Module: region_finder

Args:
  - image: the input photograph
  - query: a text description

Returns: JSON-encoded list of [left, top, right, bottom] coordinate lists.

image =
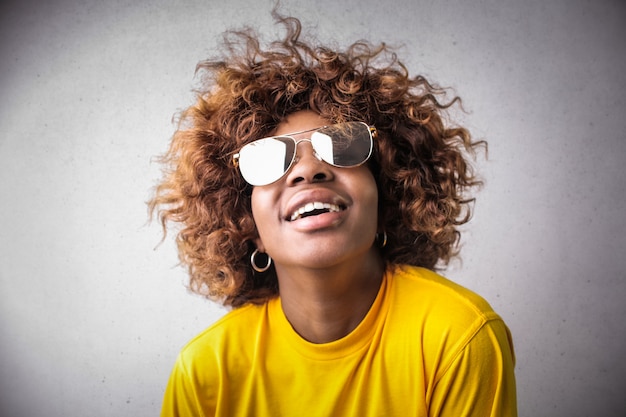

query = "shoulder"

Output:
[[177, 302, 267, 367], [386, 265, 510, 364], [389, 264, 500, 323], [161, 303, 270, 414]]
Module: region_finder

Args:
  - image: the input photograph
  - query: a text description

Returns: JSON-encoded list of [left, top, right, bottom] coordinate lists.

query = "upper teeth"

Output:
[[290, 202, 341, 221]]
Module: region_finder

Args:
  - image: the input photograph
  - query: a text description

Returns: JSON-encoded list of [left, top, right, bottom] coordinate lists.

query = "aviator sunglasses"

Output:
[[233, 121, 377, 186]]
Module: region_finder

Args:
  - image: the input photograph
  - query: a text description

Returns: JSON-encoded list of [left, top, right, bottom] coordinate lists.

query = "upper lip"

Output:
[[283, 189, 349, 222]]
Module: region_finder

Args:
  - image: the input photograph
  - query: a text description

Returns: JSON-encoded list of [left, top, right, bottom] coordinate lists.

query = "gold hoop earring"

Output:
[[376, 231, 388, 248], [251, 249, 272, 273]]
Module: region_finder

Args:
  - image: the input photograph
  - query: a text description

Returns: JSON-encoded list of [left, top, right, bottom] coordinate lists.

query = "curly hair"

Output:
[[149, 15, 485, 308]]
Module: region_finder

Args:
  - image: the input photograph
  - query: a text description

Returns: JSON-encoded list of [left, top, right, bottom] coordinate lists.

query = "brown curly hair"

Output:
[[149, 15, 485, 307]]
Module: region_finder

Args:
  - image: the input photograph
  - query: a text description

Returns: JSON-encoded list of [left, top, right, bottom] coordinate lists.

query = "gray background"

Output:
[[1, 0, 625, 416]]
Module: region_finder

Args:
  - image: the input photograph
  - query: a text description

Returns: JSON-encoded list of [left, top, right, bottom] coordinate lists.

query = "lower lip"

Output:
[[288, 210, 345, 232]]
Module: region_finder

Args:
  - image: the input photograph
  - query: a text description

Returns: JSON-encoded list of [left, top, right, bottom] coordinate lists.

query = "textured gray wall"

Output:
[[1, 0, 625, 416]]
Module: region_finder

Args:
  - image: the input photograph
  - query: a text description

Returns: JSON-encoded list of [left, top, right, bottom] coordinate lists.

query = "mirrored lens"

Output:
[[238, 136, 295, 186], [311, 122, 372, 167]]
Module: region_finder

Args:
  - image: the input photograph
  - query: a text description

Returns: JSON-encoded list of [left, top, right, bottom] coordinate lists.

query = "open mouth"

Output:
[[288, 202, 346, 222]]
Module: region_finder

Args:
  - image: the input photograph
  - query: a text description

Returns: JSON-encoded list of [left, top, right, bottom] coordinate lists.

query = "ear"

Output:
[[254, 236, 266, 253]]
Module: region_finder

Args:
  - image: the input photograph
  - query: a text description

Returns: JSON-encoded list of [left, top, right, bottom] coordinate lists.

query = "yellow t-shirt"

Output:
[[161, 265, 517, 416]]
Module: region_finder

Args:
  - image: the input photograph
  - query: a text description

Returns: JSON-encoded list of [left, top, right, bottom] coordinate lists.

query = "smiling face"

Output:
[[251, 110, 379, 272]]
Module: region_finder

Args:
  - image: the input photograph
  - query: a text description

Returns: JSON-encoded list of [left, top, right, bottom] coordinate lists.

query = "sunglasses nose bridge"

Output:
[[293, 137, 312, 146], [292, 138, 322, 163]]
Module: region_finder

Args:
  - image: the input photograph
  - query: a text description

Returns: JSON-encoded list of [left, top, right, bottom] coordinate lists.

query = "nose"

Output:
[[285, 140, 334, 185]]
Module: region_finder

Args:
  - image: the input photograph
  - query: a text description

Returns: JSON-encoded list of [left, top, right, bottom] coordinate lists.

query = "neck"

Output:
[[276, 249, 385, 344]]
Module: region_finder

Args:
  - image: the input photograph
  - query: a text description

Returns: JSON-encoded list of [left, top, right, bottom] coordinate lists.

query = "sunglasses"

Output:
[[233, 121, 377, 186]]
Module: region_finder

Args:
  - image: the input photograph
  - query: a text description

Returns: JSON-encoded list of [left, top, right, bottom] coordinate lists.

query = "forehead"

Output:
[[274, 110, 330, 136]]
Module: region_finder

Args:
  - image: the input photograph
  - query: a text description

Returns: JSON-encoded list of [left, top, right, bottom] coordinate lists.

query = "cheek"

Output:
[[250, 187, 273, 249], [358, 169, 379, 208], [250, 188, 260, 222], [250, 188, 263, 227], [366, 186, 379, 227], [348, 168, 379, 229]]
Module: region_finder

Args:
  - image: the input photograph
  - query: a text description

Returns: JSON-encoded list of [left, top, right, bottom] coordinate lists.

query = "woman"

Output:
[[151, 15, 517, 417]]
